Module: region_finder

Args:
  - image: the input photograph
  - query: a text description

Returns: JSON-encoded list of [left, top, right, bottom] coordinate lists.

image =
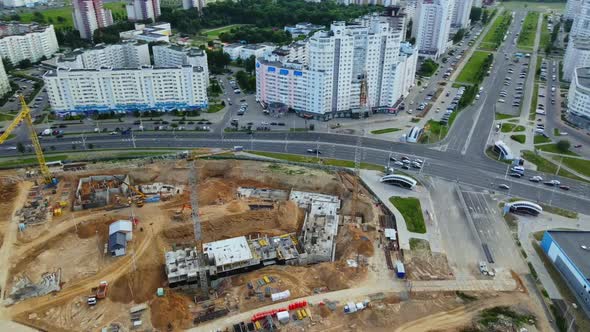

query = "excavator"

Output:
[[0, 96, 54, 184], [113, 175, 146, 207]]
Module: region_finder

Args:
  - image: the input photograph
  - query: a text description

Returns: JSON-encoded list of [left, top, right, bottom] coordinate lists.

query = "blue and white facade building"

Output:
[[541, 230, 590, 318], [43, 65, 208, 114]]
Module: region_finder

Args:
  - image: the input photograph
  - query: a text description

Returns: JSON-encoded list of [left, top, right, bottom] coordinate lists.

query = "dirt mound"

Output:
[[0, 181, 17, 202], [200, 178, 235, 205], [150, 291, 192, 331], [226, 200, 248, 213], [76, 214, 128, 242], [110, 265, 166, 303], [334, 224, 374, 261], [203, 201, 303, 242]]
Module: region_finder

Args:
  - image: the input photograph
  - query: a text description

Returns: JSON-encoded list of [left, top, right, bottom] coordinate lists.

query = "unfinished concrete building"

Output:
[[290, 191, 341, 264], [165, 234, 301, 288], [237, 187, 290, 201], [74, 175, 129, 209]]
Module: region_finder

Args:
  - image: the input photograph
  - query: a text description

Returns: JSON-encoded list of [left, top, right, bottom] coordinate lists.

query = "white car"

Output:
[[498, 184, 510, 190], [529, 176, 543, 182]]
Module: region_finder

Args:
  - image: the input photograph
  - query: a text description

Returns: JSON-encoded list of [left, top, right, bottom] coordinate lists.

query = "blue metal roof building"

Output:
[[108, 232, 127, 257], [541, 230, 590, 318]]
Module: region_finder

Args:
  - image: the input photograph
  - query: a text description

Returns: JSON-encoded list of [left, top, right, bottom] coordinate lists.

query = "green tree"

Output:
[[206, 49, 231, 74], [453, 29, 466, 44], [470, 7, 482, 22], [32, 11, 45, 23], [2, 58, 14, 73], [56, 16, 66, 23], [16, 142, 25, 154], [244, 55, 255, 74], [556, 140, 571, 153], [87, 143, 94, 149], [18, 59, 32, 68], [419, 59, 438, 77]]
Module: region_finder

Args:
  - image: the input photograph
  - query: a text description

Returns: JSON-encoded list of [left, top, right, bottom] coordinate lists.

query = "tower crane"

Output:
[[0, 95, 53, 184]]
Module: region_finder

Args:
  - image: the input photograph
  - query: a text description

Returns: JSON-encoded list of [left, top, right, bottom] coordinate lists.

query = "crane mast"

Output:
[[0, 96, 52, 184]]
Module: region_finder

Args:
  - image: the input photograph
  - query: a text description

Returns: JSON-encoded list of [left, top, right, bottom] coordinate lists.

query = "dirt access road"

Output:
[[0, 182, 32, 319], [6, 204, 167, 318]]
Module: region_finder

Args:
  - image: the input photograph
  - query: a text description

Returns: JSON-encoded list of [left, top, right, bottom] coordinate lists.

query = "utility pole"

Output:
[[131, 130, 137, 149]]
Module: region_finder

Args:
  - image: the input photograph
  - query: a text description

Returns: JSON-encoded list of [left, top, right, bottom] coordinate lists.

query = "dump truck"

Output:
[[96, 281, 108, 299]]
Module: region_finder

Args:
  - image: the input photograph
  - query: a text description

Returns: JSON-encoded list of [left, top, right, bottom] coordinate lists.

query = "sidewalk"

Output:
[[359, 170, 443, 253]]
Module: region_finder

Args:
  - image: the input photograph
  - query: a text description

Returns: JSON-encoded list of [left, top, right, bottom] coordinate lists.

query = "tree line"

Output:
[[160, 0, 379, 36]]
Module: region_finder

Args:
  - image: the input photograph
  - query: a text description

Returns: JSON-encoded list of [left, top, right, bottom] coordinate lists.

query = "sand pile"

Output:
[[150, 291, 192, 331]]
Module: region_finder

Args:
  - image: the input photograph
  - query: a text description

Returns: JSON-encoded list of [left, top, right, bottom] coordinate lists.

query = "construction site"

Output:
[[0, 155, 553, 332]]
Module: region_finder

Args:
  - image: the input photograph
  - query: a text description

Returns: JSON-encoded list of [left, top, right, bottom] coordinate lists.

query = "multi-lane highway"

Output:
[[4, 130, 589, 214]]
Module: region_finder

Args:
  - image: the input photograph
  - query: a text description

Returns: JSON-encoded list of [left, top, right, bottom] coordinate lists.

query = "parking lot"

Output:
[[496, 54, 531, 116]]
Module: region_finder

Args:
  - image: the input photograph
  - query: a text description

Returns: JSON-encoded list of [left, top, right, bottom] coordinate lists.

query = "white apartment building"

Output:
[[119, 22, 171, 43], [2, 0, 41, 8], [0, 57, 10, 97], [392, 42, 418, 102], [44, 65, 208, 114], [126, 0, 161, 22], [571, 0, 590, 38], [567, 67, 590, 129], [564, 38, 590, 81], [56, 41, 151, 69], [153, 44, 209, 81], [270, 41, 308, 64], [256, 15, 414, 119], [451, 0, 472, 29], [0, 23, 59, 65], [565, 0, 583, 21], [183, 0, 205, 10], [223, 43, 276, 61], [415, 0, 453, 58]]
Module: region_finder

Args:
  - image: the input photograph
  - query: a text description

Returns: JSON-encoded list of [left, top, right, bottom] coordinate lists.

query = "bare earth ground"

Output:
[[0, 160, 553, 331]]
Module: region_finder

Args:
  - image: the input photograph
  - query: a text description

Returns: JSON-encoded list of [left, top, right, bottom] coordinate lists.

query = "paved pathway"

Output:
[[359, 170, 443, 252]]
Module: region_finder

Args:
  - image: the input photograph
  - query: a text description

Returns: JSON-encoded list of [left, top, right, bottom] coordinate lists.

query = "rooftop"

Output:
[[549, 230, 590, 280], [576, 67, 590, 90], [203, 236, 253, 267]]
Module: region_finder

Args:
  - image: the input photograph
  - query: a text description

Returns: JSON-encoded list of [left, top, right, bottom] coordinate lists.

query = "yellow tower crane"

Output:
[[0, 95, 52, 184]]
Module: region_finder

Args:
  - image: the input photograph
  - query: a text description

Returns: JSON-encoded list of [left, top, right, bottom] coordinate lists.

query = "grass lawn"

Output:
[[539, 15, 551, 53], [0, 113, 15, 121], [540, 205, 579, 219], [517, 12, 539, 50], [370, 128, 401, 135], [514, 125, 525, 132], [455, 51, 492, 84], [500, 123, 516, 132], [409, 238, 431, 252], [536, 144, 579, 156], [510, 134, 526, 144], [0, 154, 68, 168], [521, 150, 588, 182], [18, 2, 126, 30], [480, 12, 512, 51], [501, 1, 566, 11], [534, 135, 552, 144], [207, 103, 225, 113], [389, 197, 426, 234], [558, 157, 590, 178], [203, 24, 247, 40], [247, 151, 383, 171], [496, 113, 517, 120], [421, 119, 448, 143], [529, 83, 539, 120]]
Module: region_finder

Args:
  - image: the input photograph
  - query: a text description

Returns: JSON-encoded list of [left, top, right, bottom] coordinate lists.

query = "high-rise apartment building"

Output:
[[567, 67, 590, 129], [256, 15, 417, 119], [152, 44, 208, 77], [126, 0, 161, 22], [44, 65, 208, 113], [415, 0, 453, 58], [72, 0, 114, 40], [565, 0, 583, 21], [0, 23, 59, 65], [451, 0, 472, 29], [564, 0, 590, 81], [56, 41, 151, 69], [182, 0, 205, 11], [0, 56, 11, 97]]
